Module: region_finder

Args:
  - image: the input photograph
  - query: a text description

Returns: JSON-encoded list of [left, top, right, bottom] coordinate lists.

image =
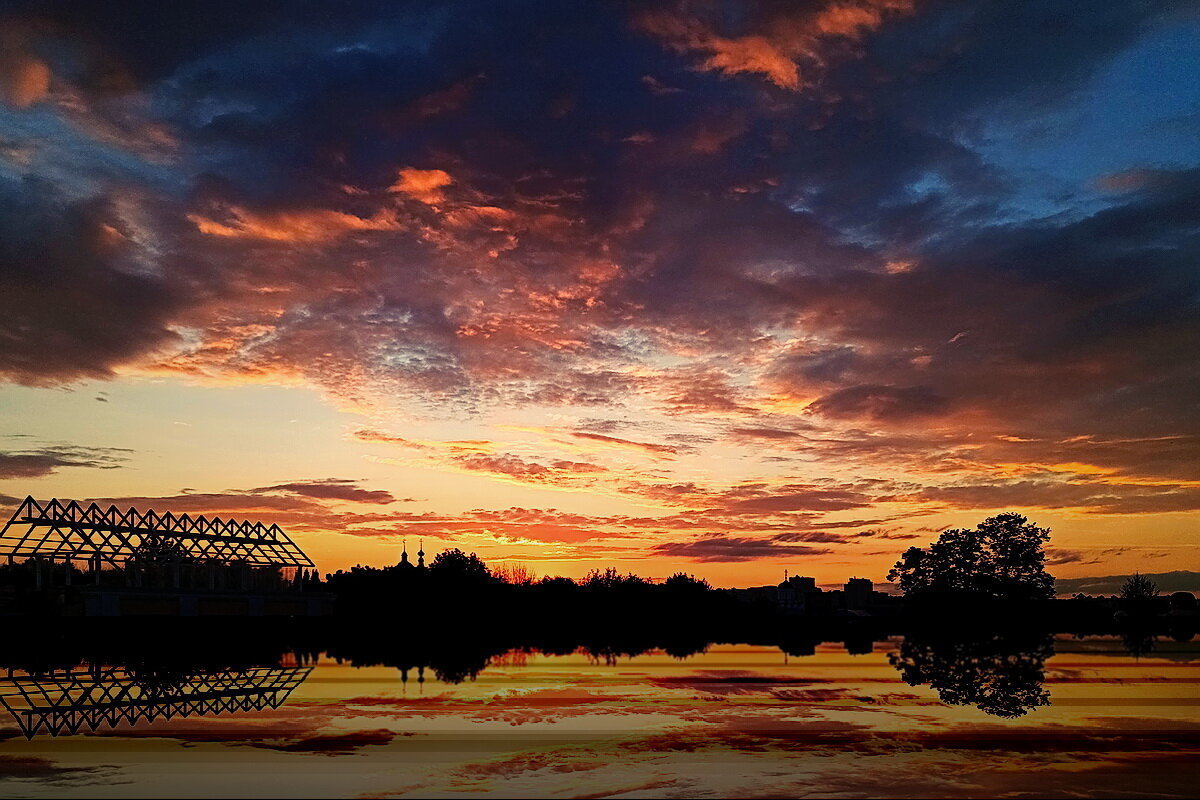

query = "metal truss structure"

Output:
[[0, 665, 311, 738], [0, 496, 314, 570]]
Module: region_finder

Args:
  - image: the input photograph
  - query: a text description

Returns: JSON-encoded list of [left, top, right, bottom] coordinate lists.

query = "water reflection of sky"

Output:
[[0, 636, 1196, 798]]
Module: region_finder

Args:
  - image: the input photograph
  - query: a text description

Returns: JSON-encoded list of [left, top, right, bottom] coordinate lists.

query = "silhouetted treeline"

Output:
[[322, 546, 1199, 635], [323, 549, 765, 633]]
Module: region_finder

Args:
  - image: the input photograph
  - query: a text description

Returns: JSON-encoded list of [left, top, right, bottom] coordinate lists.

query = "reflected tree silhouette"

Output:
[[888, 633, 1053, 718], [1120, 629, 1157, 658]]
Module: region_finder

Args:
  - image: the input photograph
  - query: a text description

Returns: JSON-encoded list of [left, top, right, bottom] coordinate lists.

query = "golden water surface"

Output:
[[0, 636, 1195, 798]]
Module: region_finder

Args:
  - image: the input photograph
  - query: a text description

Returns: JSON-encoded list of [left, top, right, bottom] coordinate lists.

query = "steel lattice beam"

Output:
[[0, 497, 314, 569]]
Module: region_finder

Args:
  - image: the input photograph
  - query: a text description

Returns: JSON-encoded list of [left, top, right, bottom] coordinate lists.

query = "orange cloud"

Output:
[[637, 12, 800, 90], [188, 206, 400, 242], [389, 167, 454, 204], [702, 34, 801, 90], [456, 453, 607, 480], [567, 431, 679, 457], [812, 1, 911, 37], [0, 52, 50, 107], [636, 1, 915, 91], [0, 30, 52, 108], [353, 429, 495, 453]]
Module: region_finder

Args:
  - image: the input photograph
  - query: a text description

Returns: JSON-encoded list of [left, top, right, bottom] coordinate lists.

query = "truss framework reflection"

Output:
[[0, 664, 311, 738]]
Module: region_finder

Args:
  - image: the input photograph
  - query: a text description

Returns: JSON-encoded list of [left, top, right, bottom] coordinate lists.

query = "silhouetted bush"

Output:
[[1119, 572, 1161, 618]]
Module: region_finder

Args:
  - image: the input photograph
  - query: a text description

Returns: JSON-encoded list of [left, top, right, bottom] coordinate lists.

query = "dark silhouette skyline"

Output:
[[0, 500, 1192, 634]]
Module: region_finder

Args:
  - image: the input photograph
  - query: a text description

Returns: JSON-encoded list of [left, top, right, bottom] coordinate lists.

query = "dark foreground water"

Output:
[[0, 634, 1196, 798]]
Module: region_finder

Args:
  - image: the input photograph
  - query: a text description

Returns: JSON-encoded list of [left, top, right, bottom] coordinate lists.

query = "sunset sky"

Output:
[[0, 0, 1197, 586]]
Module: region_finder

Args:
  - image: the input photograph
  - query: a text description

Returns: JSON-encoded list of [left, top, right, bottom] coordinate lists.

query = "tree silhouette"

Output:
[[1120, 572, 1158, 602], [1120, 629, 1156, 658], [582, 567, 650, 591], [429, 548, 491, 579], [887, 513, 1054, 600], [889, 633, 1053, 718], [1117, 572, 1162, 621], [663, 573, 711, 592], [492, 562, 536, 586], [1170, 591, 1197, 612], [536, 576, 578, 591], [131, 534, 192, 563]]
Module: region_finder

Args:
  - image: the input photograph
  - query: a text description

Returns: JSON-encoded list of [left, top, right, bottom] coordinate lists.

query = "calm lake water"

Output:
[[0, 635, 1196, 798]]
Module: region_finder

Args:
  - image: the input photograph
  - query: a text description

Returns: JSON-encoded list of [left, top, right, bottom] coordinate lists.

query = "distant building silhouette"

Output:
[[845, 578, 873, 611], [728, 572, 900, 617], [397, 540, 426, 571], [777, 574, 820, 614]]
